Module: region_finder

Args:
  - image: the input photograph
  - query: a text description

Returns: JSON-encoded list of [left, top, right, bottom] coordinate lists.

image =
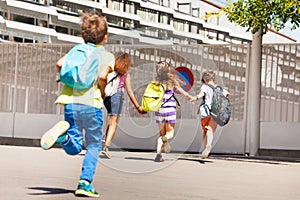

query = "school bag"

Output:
[[60, 43, 101, 90], [142, 81, 166, 112], [207, 84, 231, 126], [104, 71, 120, 97]]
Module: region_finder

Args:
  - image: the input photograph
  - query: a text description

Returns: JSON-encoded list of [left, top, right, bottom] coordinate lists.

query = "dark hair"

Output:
[[114, 52, 131, 75], [201, 70, 216, 83], [80, 12, 108, 44]]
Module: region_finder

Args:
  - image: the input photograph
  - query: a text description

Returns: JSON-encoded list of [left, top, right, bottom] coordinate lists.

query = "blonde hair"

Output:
[[201, 70, 216, 84], [80, 12, 108, 44], [114, 52, 131, 75], [155, 61, 181, 88], [156, 61, 170, 82]]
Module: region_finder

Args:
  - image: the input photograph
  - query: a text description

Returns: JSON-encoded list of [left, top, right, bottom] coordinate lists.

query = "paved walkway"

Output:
[[1, 145, 300, 200]]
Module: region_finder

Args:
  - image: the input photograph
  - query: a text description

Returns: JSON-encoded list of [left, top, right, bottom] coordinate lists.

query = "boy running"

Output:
[[40, 12, 114, 197]]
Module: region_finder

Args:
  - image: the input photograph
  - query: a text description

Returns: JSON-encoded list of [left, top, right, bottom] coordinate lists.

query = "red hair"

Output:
[[114, 52, 131, 75]]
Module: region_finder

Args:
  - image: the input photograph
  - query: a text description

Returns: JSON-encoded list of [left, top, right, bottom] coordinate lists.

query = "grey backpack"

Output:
[[208, 84, 231, 126]]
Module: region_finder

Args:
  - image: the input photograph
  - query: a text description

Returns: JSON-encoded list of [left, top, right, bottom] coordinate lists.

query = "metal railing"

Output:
[[0, 43, 299, 122]]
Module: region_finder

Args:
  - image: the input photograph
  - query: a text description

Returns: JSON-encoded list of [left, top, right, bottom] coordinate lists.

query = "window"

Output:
[[173, 20, 184, 31], [107, 0, 122, 11], [159, 14, 169, 24], [148, 11, 158, 22], [107, 16, 132, 29], [125, 2, 134, 14], [137, 8, 158, 22], [137, 9, 146, 20], [191, 24, 198, 34], [145, 27, 158, 37]]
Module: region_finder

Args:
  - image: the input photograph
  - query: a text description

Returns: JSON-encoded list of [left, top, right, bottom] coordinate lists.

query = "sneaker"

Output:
[[201, 144, 212, 159], [40, 121, 70, 150], [100, 146, 111, 159], [161, 136, 171, 153], [154, 154, 164, 162], [75, 180, 99, 197]]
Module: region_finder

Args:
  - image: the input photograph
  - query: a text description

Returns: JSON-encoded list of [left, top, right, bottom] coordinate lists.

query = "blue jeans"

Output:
[[104, 90, 124, 116], [62, 104, 103, 182]]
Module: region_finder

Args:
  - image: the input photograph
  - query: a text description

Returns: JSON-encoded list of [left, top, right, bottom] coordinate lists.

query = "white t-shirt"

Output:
[[199, 84, 228, 118]]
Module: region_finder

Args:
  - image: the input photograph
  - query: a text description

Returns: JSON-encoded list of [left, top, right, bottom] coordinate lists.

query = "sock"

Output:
[[81, 179, 91, 184], [165, 131, 174, 140], [206, 129, 213, 147], [57, 134, 68, 144], [156, 136, 164, 154]]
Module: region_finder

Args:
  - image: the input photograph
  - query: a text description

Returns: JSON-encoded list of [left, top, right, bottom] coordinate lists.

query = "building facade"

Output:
[[0, 0, 297, 44]]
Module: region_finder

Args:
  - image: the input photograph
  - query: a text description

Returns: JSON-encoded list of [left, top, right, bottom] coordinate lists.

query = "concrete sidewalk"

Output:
[[0, 145, 300, 200]]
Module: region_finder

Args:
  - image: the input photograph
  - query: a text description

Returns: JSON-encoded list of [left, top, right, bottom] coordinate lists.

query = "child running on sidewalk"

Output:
[[40, 12, 114, 197], [190, 70, 230, 159], [153, 61, 192, 162], [101, 51, 146, 159]]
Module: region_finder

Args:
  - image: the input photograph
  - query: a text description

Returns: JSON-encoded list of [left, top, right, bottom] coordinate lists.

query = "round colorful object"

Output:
[[174, 66, 194, 92]]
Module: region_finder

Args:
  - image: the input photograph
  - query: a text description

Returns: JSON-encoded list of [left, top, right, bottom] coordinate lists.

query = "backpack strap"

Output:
[[107, 73, 119, 85], [208, 84, 223, 92], [197, 84, 215, 114], [161, 91, 181, 107], [207, 84, 215, 90]]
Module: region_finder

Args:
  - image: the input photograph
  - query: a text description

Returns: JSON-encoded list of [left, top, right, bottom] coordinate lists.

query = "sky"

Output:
[[209, 0, 300, 42]]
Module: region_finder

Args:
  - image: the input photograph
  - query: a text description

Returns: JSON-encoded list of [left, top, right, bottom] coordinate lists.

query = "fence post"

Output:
[[247, 30, 262, 156], [12, 43, 19, 138], [243, 43, 251, 155]]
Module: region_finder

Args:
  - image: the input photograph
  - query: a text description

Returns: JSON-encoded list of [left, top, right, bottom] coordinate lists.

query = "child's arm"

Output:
[[98, 66, 113, 99], [224, 89, 230, 97], [56, 54, 67, 73], [190, 91, 205, 102], [174, 85, 193, 100], [125, 76, 146, 114]]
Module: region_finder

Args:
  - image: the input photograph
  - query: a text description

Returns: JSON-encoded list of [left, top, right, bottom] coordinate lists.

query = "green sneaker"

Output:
[[40, 121, 70, 150], [75, 180, 100, 197]]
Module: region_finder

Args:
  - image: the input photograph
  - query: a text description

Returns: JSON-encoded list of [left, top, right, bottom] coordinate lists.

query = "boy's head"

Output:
[[80, 12, 108, 45], [114, 52, 131, 75], [201, 70, 216, 84]]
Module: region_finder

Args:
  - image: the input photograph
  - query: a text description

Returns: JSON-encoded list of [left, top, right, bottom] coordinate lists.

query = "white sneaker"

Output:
[[100, 146, 111, 159], [201, 145, 212, 159], [40, 121, 70, 150], [161, 136, 171, 153]]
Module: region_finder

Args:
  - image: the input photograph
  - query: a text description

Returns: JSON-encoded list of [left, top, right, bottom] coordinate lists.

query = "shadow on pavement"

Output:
[[124, 156, 156, 161], [178, 157, 213, 164], [27, 187, 74, 195]]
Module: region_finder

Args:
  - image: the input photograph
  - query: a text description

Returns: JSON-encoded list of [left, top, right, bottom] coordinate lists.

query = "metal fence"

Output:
[[0, 43, 299, 122]]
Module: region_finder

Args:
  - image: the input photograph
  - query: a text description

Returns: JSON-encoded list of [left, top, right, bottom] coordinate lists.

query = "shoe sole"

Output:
[[201, 145, 211, 159], [154, 157, 164, 162], [75, 189, 100, 197], [40, 121, 70, 150]]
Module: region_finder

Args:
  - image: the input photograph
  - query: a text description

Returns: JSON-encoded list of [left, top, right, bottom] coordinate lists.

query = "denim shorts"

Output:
[[104, 90, 124, 116]]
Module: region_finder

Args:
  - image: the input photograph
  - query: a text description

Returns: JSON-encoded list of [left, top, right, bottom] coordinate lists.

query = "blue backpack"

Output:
[[60, 43, 101, 90]]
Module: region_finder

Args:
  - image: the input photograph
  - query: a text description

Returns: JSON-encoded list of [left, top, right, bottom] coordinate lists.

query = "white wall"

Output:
[[2, 112, 299, 154]]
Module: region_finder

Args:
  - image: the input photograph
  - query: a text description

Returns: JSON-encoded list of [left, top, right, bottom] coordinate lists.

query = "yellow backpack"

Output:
[[142, 81, 166, 112]]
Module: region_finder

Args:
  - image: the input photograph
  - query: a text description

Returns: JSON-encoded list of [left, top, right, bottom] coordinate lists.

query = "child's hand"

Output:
[[137, 106, 147, 114], [184, 94, 192, 101], [190, 96, 197, 102]]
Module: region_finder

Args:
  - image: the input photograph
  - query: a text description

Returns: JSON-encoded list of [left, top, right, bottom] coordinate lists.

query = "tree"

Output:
[[223, 0, 300, 156], [224, 0, 300, 34]]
